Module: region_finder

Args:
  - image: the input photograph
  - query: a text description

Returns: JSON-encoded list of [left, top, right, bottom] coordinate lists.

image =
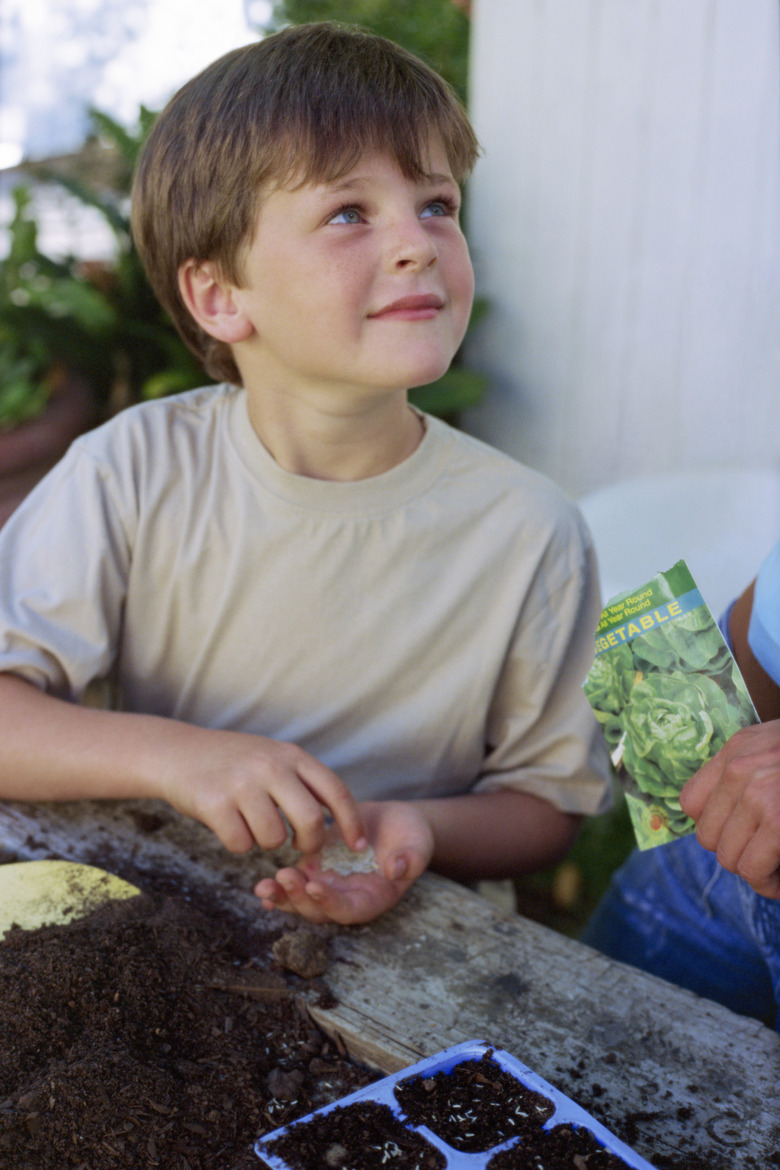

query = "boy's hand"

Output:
[[680, 720, 780, 898], [254, 800, 434, 924], [159, 729, 365, 857]]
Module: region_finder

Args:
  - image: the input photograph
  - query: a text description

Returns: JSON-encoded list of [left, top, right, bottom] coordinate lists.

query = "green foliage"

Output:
[[0, 107, 207, 430], [2, 22, 486, 431], [0, 186, 116, 428], [260, 0, 471, 101]]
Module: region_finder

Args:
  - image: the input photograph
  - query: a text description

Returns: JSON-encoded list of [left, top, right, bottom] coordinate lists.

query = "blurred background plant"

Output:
[[0, 0, 487, 434], [261, 0, 471, 101], [0, 106, 208, 432]]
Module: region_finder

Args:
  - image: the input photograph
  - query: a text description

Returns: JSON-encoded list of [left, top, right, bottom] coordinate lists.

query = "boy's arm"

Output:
[[728, 581, 780, 721], [0, 672, 365, 857], [680, 577, 780, 898], [412, 788, 581, 882]]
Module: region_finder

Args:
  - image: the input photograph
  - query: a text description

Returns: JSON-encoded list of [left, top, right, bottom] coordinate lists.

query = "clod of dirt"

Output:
[[272, 929, 330, 979]]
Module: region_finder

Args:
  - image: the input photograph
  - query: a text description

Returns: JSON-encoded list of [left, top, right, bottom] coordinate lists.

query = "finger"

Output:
[[379, 850, 428, 885], [269, 876, 335, 924], [255, 877, 294, 913], [710, 800, 761, 873], [382, 853, 408, 882], [694, 785, 740, 852], [733, 825, 780, 897], [302, 873, 399, 926], [680, 754, 722, 819], [208, 808, 257, 854], [274, 866, 308, 897], [681, 725, 765, 818], [695, 742, 780, 850], [254, 874, 329, 922], [256, 783, 329, 855], [294, 757, 366, 852], [209, 784, 292, 852], [254, 877, 281, 901]]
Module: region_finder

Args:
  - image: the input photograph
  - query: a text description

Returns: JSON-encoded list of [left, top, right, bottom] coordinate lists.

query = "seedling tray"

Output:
[[254, 1039, 657, 1169]]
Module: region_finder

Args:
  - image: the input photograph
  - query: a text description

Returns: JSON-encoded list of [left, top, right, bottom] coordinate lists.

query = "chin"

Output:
[[408, 368, 453, 391], [406, 354, 456, 389]]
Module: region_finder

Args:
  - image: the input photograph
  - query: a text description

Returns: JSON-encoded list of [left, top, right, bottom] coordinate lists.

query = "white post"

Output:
[[465, 0, 780, 499]]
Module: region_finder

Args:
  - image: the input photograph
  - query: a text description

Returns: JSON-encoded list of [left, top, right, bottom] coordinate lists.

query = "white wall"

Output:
[[464, 0, 780, 501]]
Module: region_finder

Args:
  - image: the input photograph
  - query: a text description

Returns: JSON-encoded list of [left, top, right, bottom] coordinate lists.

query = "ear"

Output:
[[178, 260, 254, 344]]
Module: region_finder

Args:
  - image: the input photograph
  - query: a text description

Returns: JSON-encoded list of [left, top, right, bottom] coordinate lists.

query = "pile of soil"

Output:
[[1, 853, 766, 1170], [0, 886, 376, 1170]]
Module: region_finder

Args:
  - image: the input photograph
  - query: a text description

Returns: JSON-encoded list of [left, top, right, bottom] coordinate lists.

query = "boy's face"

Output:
[[227, 138, 474, 405]]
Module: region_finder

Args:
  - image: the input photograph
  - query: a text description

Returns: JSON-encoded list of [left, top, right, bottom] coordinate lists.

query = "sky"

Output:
[[0, 0, 270, 167]]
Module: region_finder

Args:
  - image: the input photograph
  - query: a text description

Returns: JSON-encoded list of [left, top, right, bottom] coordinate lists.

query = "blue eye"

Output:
[[330, 206, 362, 224], [421, 197, 458, 219]]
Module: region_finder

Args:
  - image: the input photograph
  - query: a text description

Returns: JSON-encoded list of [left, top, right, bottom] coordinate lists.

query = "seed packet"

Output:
[[584, 560, 758, 849]]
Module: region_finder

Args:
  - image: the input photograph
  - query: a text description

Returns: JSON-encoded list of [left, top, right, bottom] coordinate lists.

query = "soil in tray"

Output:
[[394, 1051, 555, 1152], [487, 1122, 633, 1168], [260, 1099, 446, 1169], [260, 1054, 633, 1169], [0, 888, 376, 1170]]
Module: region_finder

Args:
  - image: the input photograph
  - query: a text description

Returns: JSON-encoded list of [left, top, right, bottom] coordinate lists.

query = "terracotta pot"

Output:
[[0, 368, 97, 529]]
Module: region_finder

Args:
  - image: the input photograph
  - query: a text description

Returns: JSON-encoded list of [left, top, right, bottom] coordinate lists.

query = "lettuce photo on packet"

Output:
[[620, 671, 743, 798], [630, 607, 732, 677], [584, 560, 758, 849], [582, 641, 635, 749]]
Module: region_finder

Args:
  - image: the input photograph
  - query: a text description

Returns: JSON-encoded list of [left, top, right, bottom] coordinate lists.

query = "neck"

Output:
[[244, 390, 425, 481]]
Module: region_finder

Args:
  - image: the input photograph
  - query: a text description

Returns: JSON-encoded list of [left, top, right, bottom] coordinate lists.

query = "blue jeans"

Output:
[[581, 834, 780, 1028]]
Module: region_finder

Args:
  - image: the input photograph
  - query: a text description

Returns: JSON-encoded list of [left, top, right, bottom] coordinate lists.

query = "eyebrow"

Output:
[[322, 170, 456, 193]]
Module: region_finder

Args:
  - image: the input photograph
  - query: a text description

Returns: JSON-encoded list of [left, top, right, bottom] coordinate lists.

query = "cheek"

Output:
[[451, 250, 475, 337]]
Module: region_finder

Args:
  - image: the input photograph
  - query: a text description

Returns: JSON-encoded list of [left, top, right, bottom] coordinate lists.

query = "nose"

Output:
[[385, 215, 438, 272]]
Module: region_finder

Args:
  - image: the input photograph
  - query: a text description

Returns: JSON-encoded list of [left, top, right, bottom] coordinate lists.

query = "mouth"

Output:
[[369, 294, 444, 320]]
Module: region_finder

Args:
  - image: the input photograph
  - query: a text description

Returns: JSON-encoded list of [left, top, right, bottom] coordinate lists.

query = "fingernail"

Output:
[[354, 837, 368, 852], [392, 856, 407, 880]]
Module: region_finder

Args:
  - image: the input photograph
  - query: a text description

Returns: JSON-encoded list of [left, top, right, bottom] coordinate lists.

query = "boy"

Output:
[[0, 23, 610, 925]]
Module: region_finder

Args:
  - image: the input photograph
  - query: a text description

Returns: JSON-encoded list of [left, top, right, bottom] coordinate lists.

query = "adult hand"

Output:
[[254, 799, 434, 924], [680, 720, 780, 898]]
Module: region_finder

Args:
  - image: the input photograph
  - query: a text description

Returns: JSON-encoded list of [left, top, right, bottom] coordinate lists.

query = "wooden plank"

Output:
[[312, 876, 780, 1168], [1, 798, 778, 1167]]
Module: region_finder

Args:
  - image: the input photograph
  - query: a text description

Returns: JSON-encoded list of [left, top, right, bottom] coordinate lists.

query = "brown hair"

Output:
[[131, 22, 481, 384]]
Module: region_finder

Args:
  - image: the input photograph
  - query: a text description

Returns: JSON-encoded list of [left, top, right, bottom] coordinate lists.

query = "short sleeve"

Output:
[[748, 540, 780, 686], [474, 507, 613, 816], [0, 442, 132, 700]]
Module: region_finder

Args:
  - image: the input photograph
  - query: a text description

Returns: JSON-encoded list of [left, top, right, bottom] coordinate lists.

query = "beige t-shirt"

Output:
[[0, 384, 610, 812]]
